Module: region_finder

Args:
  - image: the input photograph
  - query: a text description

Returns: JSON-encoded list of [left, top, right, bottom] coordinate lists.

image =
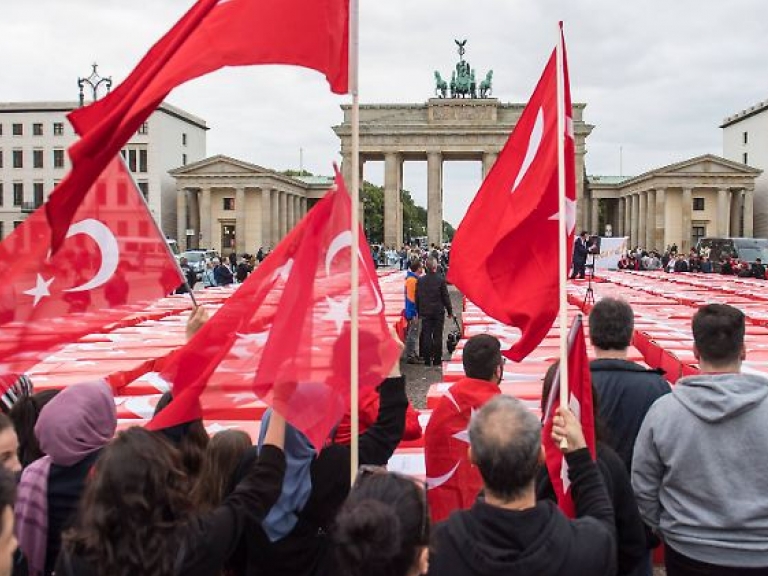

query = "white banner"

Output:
[[593, 237, 628, 270]]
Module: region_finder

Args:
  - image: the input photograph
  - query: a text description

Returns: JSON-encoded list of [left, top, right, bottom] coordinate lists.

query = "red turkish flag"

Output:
[[0, 157, 183, 377], [447, 28, 576, 362], [424, 378, 500, 522], [47, 0, 350, 252], [542, 314, 596, 518], [149, 168, 400, 450]]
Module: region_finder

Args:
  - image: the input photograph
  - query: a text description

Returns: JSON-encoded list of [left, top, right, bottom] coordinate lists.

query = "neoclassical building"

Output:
[[588, 154, 761, 252], [172, 155, 332, 253]]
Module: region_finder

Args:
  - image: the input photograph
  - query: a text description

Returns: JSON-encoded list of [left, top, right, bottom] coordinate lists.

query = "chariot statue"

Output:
[[434, 40, 493, 99]]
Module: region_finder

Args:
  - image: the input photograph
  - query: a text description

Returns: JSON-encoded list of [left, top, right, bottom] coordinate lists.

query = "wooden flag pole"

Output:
[[556, 22, 569, 446], [349, 0, 361, 487]]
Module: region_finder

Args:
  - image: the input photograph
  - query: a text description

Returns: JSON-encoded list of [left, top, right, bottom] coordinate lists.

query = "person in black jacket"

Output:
[[570, 231, 590, 279], [231, 357, 409, 576], [537, 362, 646, 576], [588, 298, 671, 473], [428, 395, 617, 576], [55, 415, 286, 576], [416, 257, 453, 367]]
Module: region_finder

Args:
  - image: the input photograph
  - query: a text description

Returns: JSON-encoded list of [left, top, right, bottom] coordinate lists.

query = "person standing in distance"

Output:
[[571, 231, 590, 279], [416, 257, 453, 367]]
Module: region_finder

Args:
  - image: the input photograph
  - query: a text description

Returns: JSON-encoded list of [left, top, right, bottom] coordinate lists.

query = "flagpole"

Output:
[[349, 0, 361, 487], [556, 22, 569, 443]]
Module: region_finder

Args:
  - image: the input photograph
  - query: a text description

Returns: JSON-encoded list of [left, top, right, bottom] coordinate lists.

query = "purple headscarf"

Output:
[[15, 381, 116, 576]]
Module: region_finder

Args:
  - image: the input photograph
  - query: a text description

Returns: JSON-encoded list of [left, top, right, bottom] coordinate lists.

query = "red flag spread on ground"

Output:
[[447, 29, 576, 362], [542, 315, 596, 517], [47, 0, 350, 252], [0, 157, 182, 380], [424, 378, 500, 522], [149, 168, 400, 450]]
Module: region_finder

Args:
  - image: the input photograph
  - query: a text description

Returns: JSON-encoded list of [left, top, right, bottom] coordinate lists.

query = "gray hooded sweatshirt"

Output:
[[632, 372, 768, 568]]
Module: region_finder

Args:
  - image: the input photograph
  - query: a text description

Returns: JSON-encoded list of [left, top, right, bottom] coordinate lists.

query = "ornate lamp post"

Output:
[[78, 63, 112, 107]]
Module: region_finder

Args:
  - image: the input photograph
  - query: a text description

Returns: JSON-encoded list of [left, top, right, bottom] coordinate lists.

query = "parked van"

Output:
[[696, 237, 768, 268]]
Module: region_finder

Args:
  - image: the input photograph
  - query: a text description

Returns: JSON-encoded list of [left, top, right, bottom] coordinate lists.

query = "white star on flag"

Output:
[[230, 330, 270, 360], [23, 274, 55, 307], [226, 392, 255, 404], [272, 259, 294, 283], [451, 408, 477, 445], [548, 198, 577, 236], [322, 296, 351, 335]]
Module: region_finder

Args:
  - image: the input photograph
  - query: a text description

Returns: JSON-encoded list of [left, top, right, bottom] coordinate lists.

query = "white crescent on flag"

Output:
[[63, 219, 120, 293]]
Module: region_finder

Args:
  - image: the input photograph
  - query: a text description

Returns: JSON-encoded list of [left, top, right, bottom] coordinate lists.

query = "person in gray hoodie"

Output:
[[632, 303, 768, 575]]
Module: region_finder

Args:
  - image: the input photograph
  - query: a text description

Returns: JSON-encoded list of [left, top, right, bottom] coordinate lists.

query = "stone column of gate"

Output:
[[270, 188, 280, 248], [617, 198, 625, 236], [176, 186, 188, 252], [482, 152, 498, 180], [287, 193, 296, 232], [235, 186, 246, 254], [200, 186, 212, 250], [258, 187, 269, 249], [623, 196, 630, 241], [427, 151, 443, 246], [280, 192, 289, 239], [638, 192, 647, 250], [717, 188, 729, 237], [655, 188, 666, 250], [630, 194, 639, 249], [681, 187, 692, 251], [744, 188, 754, 237], [645, 190, 656, 250], [730, 190, 743, 237], [189, 189, 201, 250], [383, 152, 401, 248]]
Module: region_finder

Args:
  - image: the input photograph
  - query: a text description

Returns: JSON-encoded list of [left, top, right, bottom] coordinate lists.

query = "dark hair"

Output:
[[334, 472, 428, 576], [589, 298, 634, 350], [462, 334, 502, 381], [408, 259, 422, 273], [692, 304, 745, 366], [153, 392, 209, 480], [63, 427, 192, 576], [469, 395, 541, 501], [0, 466, 15, 533], [9, 389, 59, 467], [192, 429, 251, 512]]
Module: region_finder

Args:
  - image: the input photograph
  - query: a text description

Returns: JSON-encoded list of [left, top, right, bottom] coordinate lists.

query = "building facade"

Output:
[[588, 155, 760, 252], [722, 100, 768, 237], [172, 155, 332, 254], [0, 101, 206, 239]]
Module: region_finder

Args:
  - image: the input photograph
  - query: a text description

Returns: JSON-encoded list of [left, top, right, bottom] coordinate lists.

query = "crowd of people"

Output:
[[616, 245, 767, 278]]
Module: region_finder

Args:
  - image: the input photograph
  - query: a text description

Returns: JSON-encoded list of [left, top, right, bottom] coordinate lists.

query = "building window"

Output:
[[0, 222, 3, 239], [743, 131, 748, 145], [32, 123, 43, 136], [12, 124, 22, 136], [137, 182, 149, 200], [0, 150, 3, 169], [138, 221, 149, 237], [53, 122, 64, 136], [221, 223, 236, 251], [0, 183, 3, 206], [13, 221, 22, 230], [53, 149, 65, 168], [128, 149, 137, 172], [138, 122, 149, 135], [12, 150, 22, 169], [13, 183, 23, 207], [223, 197, 235, 211], [692, 225, 706, 247], [692, 197, 705, 211], [182, 153, 188, 166], [33, 183, 44, 207], [117, 182, 128, 205], [182, 133, 188, 146], [139, 149, 148, 173], [33, 149, 44, 169], [743, 153, 749, 165], [117, 221, 128, 236], [0, 124, 3, 136]]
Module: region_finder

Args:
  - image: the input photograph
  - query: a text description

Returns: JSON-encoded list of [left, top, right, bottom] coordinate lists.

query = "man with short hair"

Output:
[[416, 257, 453, 367], [0, 468, 16, 576], [751, 257, 766, 279], [570, 231, 590, 279], [588, 297, 670, 473], [428, 395, 617, 575], [633, 304, 768, 573], [424, 334, 504, 522], [404, 259, 423, 363]]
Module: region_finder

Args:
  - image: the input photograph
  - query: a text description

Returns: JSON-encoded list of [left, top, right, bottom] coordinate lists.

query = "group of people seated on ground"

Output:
[[0, 298, 763, 575]]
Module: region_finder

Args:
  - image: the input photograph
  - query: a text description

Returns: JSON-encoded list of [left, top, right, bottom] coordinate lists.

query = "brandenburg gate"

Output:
[[335, 42, 593, 247]]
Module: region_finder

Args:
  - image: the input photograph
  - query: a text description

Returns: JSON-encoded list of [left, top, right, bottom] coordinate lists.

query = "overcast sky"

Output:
[[2, 0, 766, 226]]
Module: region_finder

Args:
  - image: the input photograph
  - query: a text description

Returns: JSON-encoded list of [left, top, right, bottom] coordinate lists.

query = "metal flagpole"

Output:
[[349, 0, 361, 486], [556, 22, 569, 443]]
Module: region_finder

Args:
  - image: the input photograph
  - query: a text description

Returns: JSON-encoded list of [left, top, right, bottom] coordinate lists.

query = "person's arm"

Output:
[[180, 413, 286, 573], [440, 279, 453, 316], [631, 409, 664, 532]]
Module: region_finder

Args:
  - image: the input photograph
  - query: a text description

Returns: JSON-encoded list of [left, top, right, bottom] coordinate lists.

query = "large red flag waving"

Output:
[[447, 29, 576, 362], [149, 168, 400, 450], [47, 0, 350, 252], [0, 157, 182, 377], [541, 314, 596, 517]]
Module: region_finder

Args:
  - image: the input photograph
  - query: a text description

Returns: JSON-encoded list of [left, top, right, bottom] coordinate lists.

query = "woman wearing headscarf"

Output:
[[14, 381, 116, 576]]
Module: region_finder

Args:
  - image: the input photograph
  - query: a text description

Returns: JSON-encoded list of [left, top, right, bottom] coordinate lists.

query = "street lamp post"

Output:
[[78, 63, 112, 107]]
